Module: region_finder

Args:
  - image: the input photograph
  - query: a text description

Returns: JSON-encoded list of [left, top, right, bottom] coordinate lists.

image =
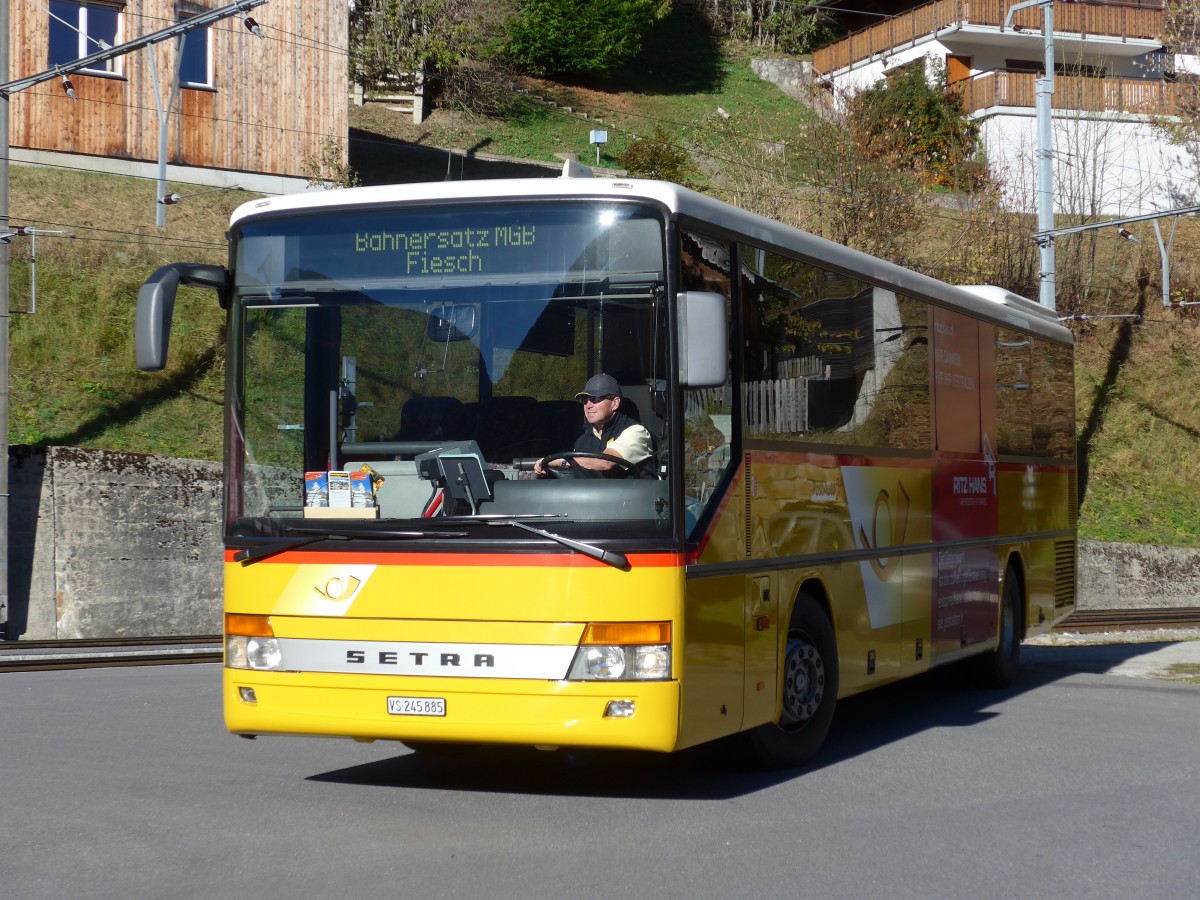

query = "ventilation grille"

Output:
[[1055, 539, 1077, 608]]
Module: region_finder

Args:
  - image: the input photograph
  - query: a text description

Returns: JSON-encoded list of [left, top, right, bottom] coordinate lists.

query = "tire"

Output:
[[743, 598, 839, 770], [974, 565, 1023, 688]]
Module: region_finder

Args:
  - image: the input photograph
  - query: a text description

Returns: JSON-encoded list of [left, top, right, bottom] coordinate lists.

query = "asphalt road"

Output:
[[2, 641, 1198, 899]]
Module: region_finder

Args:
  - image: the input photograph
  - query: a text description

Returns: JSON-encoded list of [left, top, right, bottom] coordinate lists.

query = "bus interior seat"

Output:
[[621, 384, 670, 476], [467, 396, 541, 463], [537, 400, 585, 455], [397, 396, 467, 443]]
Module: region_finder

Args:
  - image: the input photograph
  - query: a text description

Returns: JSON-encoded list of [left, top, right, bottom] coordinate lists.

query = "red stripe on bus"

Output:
[[225, 549, 685, 567], [687, 476, 741, 562], [745, 448, 1073, 474]]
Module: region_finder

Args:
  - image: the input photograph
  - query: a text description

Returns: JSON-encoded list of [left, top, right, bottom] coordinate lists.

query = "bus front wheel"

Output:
[[743, 599, 839, 770]]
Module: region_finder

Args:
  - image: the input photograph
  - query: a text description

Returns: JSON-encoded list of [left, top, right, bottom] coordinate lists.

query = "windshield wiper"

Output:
[[486, 519, 628, 570], [233, 534, 347, 563], [284, 524, 469, 539], [232, 526, 469, 564]]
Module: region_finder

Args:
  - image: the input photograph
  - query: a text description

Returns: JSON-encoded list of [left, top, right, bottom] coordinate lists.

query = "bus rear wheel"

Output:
[[973, 565, 1023, 688], [743, 599, 839, 770]]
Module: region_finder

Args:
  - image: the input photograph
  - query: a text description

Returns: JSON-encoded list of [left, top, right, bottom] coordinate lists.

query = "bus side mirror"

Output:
[[136, 263, 230, 372], [677, 291, 728, 388], [427, 304, 478, 343]]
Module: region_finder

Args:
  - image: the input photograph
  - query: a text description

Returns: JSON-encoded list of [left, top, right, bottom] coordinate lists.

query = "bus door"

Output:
[[931, 309, 999, 656]]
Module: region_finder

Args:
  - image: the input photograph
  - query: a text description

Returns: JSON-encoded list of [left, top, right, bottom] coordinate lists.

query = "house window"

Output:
[[178, 20, 213, 87], [48, 1, 122, 76], [1005, 59, 1043, 74]]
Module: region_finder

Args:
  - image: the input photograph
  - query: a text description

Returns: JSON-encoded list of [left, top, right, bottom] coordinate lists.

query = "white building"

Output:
[[813, 0, 1193, 215]]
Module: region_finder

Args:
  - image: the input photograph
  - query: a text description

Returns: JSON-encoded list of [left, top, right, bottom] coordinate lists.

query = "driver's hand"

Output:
[[533, 457, 550, 477]]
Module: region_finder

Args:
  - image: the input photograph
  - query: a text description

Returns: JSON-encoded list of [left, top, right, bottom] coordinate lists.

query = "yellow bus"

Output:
[[137, 168, 1076, 768]]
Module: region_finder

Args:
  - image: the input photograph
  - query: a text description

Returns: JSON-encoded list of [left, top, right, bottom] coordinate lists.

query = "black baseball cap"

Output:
[[574, 373, 622, 401]]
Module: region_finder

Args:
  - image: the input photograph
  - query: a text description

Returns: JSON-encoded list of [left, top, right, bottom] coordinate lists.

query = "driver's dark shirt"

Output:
[[575, 409, 641, 456], [572, 409, 654, 478]]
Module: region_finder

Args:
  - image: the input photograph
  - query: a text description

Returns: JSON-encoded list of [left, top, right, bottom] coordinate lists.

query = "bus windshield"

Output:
[[229, 200, 671, 540]]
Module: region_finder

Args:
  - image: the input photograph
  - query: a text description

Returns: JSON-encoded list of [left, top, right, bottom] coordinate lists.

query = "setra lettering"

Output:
[[341, 646, 501, 669]]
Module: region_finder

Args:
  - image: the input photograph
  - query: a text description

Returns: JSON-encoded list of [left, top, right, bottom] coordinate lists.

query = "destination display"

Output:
[[354, 223, 538, 275], [234, 203, 665, 289]]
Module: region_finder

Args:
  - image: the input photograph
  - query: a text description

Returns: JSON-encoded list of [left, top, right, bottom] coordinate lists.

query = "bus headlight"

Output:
[[583, 646, 626, 679], [567, 643, 671, 680], [567, 622, 672, 681], [225, 613, 284, 671], [633, 644, 671, 679], [225, 635, 284, 671]]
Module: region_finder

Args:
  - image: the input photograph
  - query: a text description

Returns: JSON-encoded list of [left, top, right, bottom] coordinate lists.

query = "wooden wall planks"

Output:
[[7, 0, 347, 179]]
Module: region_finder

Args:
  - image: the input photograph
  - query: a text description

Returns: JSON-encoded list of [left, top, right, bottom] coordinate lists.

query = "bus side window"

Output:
[[740, 246, 931, 449], [996, 328, 1033, 456], [1031, 338, 1074, 459], [680, 231, 735, 537]]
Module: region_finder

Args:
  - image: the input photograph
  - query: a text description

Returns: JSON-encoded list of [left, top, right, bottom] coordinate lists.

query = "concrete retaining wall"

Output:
[[6, 446, 222, 640], [750, 58, 813, 100], [3, 446, 1197, 639], [1076, 541, 1200, 610]]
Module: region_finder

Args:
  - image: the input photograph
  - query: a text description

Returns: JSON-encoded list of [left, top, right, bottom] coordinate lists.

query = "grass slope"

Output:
[[7, 167, 249, 459], [7, 27, 1200, 547]]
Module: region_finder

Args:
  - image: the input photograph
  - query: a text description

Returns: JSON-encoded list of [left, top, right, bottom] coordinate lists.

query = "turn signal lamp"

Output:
[[581, 621, 670, 645]]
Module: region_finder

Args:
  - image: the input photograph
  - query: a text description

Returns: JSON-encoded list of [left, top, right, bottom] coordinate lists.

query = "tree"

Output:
[[845, 60, 984, 191], [503, 0, 667, 79], [349, 0, 510, 91], [694, 0, 842, 54], [688, 105, 930, 265], [1154, 0, 1200, 203]]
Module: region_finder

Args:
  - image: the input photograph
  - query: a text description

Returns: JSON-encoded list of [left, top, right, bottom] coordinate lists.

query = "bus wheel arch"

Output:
[[742, 585, 839, 770]]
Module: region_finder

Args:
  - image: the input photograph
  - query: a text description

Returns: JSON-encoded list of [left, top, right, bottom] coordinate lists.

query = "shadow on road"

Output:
[[306, 639, 1196, 800]]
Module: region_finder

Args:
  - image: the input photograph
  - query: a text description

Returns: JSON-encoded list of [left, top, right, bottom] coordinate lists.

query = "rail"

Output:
[[3, 614, 1196, 671], [0, 636, 222, 673], [1053, 608, 1200, 634]]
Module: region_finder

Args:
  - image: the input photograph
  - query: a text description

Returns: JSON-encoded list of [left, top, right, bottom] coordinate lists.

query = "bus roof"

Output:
[[231, 174, 1071, 345]]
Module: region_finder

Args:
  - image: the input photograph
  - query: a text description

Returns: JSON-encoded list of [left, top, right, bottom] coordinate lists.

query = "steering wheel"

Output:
[[540, 451, 638, 479]]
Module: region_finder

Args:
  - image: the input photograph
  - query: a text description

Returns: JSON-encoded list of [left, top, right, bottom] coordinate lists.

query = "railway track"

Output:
[[0, 636, 222, 673], [1054, 608, 1200, 634], [2, 610, 1196, 671]]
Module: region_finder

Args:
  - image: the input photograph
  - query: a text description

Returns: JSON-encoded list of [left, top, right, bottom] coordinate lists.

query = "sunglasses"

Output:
[[580, 394, 615, 405]]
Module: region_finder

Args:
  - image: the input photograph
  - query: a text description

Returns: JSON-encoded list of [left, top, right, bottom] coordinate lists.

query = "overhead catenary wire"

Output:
[[11, 7, 1199, 292]]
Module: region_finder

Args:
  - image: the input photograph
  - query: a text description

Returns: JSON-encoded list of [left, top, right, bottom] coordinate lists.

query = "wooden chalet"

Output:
[[6, 0, 348, 190], [813, 0, 1173, 117]]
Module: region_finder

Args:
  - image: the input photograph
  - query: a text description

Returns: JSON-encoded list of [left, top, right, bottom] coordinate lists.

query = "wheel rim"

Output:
[[780, 634, 825, 729]]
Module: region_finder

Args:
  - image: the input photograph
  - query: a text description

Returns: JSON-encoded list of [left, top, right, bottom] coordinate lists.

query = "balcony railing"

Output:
[[812, 0, 1167, 76], [958, 70, 1178, 115]]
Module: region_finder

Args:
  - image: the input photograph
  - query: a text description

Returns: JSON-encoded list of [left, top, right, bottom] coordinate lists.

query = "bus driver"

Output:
[[534, 374, 654, 477]]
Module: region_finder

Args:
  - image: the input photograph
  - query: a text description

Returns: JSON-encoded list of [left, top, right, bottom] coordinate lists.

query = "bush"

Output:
[[617, 128, 697, 184], [845, 60, 983, 190], [504, 0, 666, 78]]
